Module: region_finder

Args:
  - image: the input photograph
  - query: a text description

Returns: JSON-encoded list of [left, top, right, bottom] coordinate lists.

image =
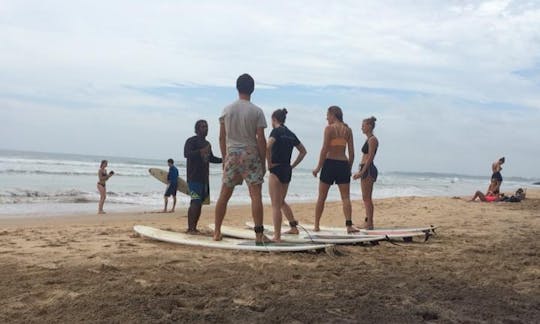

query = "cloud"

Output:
[[1, 0, 539, 177]]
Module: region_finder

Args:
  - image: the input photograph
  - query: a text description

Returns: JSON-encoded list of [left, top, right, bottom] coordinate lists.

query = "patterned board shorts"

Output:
[[223, 147, 264, 187]]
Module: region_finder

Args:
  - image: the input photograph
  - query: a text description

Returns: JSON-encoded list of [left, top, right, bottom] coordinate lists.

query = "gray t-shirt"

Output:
[[219, 99, 267, 149]]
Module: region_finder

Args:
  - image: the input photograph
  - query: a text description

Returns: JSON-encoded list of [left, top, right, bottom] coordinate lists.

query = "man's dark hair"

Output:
[[194, 119, 207, 133], [236, 73, 255, 95], [167, 158, 174, 164]]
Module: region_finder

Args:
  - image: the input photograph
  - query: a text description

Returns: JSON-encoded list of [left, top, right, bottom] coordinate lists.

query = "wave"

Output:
[[0, 169, 151, 177], [0, 188, 166, 205]]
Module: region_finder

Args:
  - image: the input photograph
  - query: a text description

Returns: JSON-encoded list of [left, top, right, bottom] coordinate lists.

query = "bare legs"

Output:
[[97, 184, 106, 214], [314, 182, 331, 231], [247, 183, 267, 243], [163, 195, 177, 213], [470, 190, 486, 202], [187, 200, 202, 232], [268, 174, 298, 241], [214, 184, 234, 241], [338, 183, 359, 233], [314, 181, 357, 232], [361, 177, 375, 229], [214, 182, 267, 243]]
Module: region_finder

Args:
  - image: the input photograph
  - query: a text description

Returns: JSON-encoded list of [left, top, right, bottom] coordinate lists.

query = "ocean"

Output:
[[0, 149, 536, 217]]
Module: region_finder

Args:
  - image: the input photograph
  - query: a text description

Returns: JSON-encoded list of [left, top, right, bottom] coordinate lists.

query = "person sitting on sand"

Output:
[[163, 159, 179, 213], [470, 190, 502, 202], [267, 108, 307, 242], [97, 160, 114, 214], [214, 73, 269, 244], [312, 106, 359, 233], [184, 120, 222, 233], [353, 116, 379, 230]]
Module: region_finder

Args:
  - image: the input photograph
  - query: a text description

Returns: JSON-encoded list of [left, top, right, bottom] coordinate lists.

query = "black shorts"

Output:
[[320, 159, 351, 185], [360, 163, 378, 182], [270, 164, 292, 184], [164, 183, 178, 197], [491, 172, 503, 182]]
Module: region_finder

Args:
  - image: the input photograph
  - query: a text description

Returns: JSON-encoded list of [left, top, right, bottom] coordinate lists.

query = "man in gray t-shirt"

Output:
[[214, 74, 269, 243]]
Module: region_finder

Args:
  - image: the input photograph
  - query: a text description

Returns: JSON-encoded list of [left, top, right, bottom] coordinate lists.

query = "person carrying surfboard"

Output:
[[214, 73, 269, 244], [184, 120, 222, 233], [267, 108, 307, 242], [163, 158, 179, 213]]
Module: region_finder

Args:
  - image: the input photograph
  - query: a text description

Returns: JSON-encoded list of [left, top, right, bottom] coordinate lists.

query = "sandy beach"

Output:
[[1, 190, 539, 323]]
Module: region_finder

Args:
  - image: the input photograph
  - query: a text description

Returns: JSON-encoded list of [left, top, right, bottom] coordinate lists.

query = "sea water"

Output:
[[0, 149, 536, 217]]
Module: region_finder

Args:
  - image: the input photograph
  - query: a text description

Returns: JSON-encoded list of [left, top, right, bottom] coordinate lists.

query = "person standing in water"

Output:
[[184, 120, 222, 233], [163, 158, 179, 213], [353, 116, 379, 230], [267, 108, 307, 242], [312, 106, 358, 233], [97, 160, 114, 214], [214, 73, 268, 243]]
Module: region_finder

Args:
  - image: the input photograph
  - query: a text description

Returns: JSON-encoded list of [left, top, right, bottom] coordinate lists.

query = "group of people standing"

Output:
[[97, 73, 380, 244]]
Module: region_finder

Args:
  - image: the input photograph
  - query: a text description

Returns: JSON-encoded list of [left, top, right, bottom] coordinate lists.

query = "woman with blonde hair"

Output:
[[312, 106, 358, 233], [353, 116, 379, 229]]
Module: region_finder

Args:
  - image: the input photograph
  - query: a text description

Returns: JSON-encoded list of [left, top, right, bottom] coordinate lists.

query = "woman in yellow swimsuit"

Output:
[[312, 106, 358, 233]]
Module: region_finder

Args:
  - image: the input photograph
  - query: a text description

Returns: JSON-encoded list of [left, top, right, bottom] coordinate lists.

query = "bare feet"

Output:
[[186, 229, 200, 235], [169, 209, 175, 213], [284, 227, 299, 235], [271, 236, 282, 243], [213, 231, 222, 241], [255, 233, 272, 244], [98, 211, 106, 214], [347, 225, 360, 233]]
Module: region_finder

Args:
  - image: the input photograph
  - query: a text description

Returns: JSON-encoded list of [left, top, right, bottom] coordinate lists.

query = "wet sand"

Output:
[[1, 190, 539, 323]]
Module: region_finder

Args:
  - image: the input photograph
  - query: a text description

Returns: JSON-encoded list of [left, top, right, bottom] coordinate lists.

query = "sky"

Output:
[[1, 0, 539, 178]]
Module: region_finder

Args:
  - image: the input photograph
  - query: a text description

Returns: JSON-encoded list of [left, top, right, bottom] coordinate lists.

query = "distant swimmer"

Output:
[[353, 116, 379, 230], [97, 160, 114, 214], [312, 106, 358, 233], [163, 159, 179, 213], [267, 108, 307, 242], [184, 120, 222, 233], [488, 157, 505, 194]]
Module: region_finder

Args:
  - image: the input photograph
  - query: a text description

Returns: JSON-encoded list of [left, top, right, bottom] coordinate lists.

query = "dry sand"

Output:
[[0, 190, 539, 323]]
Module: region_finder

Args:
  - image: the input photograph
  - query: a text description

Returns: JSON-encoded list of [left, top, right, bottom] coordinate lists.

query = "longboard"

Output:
[[148, 168, 189, 196], [246, 222, 434, 240], [133, 225, 331, 252], [209, 224, 385, 244]]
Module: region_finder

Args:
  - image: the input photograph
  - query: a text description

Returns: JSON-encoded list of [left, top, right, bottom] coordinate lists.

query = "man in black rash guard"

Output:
[[184, 120, 222, 233]]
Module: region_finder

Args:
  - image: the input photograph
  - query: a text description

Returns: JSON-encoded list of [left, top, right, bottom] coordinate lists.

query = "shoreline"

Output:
[[1, 190, 539, 322], [2, 184, 537, 220]]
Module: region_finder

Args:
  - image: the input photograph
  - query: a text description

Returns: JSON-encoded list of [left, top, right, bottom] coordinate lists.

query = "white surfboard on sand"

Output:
[[148, 168, 189, 195], [246, 222, 434, 240], [133, 225, 331, 252], [208, 224, 385, 244]]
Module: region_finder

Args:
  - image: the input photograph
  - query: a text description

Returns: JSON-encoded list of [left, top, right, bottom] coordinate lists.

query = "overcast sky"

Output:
[[1, 1, 539, 178]]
